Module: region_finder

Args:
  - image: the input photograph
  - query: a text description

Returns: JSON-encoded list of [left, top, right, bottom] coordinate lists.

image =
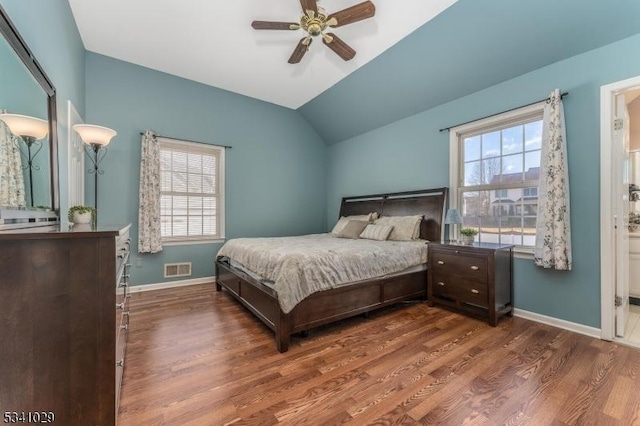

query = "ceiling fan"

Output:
[[252, 0, 376, 64]]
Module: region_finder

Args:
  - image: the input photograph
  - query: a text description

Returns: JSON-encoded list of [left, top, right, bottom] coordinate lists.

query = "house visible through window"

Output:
[[159, 138, 225, 242], [450, 103, 543, 250]]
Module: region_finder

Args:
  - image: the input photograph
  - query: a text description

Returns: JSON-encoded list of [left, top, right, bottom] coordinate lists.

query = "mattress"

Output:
[[217, 233, 428, 313]]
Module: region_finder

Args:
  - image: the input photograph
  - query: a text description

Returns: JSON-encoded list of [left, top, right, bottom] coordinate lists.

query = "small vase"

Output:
[[73, 211, 92, 224], [461, 235, 475, 245], [73, 224, 92, 231]]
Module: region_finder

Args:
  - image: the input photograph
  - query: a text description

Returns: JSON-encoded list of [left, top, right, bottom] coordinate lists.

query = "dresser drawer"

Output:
[[115, 320, 127, 411], [431, 251, 488, 284], [115, 228, 131, 275], [432, 273, 488, 307]]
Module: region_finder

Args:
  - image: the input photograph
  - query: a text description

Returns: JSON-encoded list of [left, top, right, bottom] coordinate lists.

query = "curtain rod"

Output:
[[139, 132, 232, 149], [439, 92, 569, 133]]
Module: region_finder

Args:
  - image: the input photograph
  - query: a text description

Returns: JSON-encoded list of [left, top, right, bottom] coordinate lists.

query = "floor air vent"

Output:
[[164, 262, 192, 278]]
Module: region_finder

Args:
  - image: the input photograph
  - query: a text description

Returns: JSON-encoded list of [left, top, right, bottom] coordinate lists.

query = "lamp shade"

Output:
[[73, 124, 117, 146], [0, 113, 48, 140], [444, 208, 463, 225]]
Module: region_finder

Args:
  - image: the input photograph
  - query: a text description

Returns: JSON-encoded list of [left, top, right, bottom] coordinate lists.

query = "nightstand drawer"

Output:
[[432, 275, 488, 307], [431, 252, 488, 284]]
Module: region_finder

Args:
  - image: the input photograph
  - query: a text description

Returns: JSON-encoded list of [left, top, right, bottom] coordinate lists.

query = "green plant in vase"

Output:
[[68, 205, 96, 225], [459, 227, 478, 245]]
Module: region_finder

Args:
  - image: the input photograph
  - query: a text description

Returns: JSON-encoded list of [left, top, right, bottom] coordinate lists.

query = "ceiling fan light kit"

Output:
[[251, 0, 376, 64]]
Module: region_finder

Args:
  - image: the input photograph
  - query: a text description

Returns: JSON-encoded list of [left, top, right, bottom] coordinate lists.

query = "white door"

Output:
[[615, 94, 631, 337]]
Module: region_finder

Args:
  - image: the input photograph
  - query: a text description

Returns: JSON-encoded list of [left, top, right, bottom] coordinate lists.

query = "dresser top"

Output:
[[0, 223, 131, 240]]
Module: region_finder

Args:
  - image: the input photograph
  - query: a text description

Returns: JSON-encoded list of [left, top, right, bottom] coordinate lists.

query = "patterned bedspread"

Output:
[[217, 233, 428, 313]]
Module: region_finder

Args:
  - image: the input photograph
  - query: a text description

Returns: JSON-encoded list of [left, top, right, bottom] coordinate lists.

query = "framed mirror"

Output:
[[0, 5, 59, 228]]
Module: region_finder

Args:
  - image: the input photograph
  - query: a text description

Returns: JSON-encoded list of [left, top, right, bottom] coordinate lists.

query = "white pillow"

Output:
[[331, 213, 378, 235], [374, 215, 423, 241], [359, 224, 394, 241]]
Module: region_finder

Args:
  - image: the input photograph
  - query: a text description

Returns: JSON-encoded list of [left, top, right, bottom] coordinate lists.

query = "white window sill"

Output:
[[514, 249, 534, 260], [162, 238, 226, 246]]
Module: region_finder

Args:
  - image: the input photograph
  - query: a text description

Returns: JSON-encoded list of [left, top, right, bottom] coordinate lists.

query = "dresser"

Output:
[[427, 241, 513, 326], [0, 224, 131, 425]]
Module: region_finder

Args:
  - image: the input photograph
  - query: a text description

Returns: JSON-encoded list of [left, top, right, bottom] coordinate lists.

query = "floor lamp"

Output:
[[72, 124, 117, 221], [0, 113, 49, 206]]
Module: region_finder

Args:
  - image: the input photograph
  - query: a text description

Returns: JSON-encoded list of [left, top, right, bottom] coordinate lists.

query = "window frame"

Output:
[[158, 137, 225, 245], [448, 102, 544, 254]]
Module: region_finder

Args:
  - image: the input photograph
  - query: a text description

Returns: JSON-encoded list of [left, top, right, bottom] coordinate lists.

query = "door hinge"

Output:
[[615, 295, 623, 307], [614, 118, 624, 131]]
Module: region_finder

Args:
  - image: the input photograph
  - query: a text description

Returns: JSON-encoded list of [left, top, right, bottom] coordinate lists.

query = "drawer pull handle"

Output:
[[437, 260, 445, 265], [116, 359, 124, 367], [437, 282, 445, 286], [120, 324, 128, 330], [470, 266, 479, 271], [124, 311, 130, 316], [126, 294, 132, 299], [471, 289, 479, 294], [117, 253, 126, 259], [116, 302, 125, 310]]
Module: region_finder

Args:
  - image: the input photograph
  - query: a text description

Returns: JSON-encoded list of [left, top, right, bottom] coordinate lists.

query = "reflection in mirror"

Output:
[[0, 30, 51, 209]]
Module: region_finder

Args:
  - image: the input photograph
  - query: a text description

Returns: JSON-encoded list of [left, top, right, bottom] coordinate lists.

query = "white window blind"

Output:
[[451, 103, 544, 250], [159, 138, 224, 242]]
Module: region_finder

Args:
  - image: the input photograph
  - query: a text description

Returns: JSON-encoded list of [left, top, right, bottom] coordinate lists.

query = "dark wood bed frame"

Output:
[[215, 188, 448, 352]]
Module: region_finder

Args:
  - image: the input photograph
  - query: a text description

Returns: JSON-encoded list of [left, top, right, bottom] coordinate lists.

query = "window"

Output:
[[450, 103, 543, 250], [159, 138, 225, 243]]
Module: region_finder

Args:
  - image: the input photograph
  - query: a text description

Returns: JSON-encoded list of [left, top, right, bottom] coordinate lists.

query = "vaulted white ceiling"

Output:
[[68, 0, 457, 109]]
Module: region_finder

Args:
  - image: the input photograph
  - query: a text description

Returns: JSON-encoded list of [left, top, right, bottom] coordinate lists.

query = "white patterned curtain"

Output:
[[534, 89, 572, 270], [0, 120, 26, 207], [138, 130, 162, 253]]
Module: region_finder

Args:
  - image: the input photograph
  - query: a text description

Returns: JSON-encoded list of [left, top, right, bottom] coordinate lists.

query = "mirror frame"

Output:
[[0, 5, 59, 219]]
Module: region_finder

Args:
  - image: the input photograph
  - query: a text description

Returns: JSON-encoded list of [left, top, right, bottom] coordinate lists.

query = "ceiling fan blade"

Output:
[[322, 33, 356, 61], [328, 1, 376, 27], [299, 0, 318, 14], [289, 37, 312, 64], [252, 21, 300, 30]]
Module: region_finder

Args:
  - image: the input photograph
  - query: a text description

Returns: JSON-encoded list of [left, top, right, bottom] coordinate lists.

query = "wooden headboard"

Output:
[[339, 188, 448, 242]]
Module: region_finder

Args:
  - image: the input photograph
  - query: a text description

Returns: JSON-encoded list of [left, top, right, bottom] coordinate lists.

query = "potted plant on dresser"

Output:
[[68, 205, 96, 225], [459, 228, 478, 245]]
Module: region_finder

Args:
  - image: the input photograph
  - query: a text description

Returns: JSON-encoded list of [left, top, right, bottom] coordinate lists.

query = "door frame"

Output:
[[600, 75, 640, 341]]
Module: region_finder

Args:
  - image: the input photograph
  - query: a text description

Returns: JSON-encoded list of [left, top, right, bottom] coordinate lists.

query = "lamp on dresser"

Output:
[[72, 124, 117, 218], [0, 113, 49, 206], [444, 208, 463, 243]]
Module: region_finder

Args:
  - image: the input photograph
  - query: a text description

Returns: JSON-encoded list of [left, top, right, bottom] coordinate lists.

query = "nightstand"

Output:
[[427, 241, 513, 326]]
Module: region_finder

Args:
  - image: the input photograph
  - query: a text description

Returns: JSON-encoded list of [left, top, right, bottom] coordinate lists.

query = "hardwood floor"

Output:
[[118, 284, 640, 425]]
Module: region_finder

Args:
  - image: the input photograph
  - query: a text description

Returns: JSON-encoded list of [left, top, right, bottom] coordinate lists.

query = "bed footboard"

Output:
[[215, 258, 426, 353]]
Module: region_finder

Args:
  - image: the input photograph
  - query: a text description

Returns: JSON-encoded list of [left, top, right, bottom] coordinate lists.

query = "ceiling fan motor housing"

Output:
[[301, 13, 328, 37]]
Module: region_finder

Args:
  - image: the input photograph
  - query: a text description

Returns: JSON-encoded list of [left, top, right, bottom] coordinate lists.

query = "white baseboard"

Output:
[[129, 276, 216, 293], [513, 308, 601, 339]]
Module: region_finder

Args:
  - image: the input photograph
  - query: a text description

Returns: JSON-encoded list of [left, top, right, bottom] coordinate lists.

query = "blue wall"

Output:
[[0, 0, 86, 213], [5, 1, 639, 327], [85, 53, 327, 285], [327, 33, 640, 328]]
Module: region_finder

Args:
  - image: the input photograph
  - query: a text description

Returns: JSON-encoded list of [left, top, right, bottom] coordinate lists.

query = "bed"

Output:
[[215, 188, 448, 352]]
